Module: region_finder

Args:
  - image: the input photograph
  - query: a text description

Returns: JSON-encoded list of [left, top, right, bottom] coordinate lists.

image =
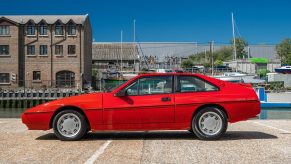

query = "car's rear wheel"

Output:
[[192, 107, 227, 140], [53, 110, 88, 141]]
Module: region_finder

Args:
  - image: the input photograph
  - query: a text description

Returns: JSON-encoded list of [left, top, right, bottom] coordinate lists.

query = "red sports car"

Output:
[[22, 73, 260, 141]]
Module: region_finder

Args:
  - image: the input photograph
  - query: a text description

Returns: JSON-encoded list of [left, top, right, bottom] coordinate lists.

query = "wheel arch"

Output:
[[192, 104, 229, 121], [50, 106, 91, 129], [190, 104, 229, 140]]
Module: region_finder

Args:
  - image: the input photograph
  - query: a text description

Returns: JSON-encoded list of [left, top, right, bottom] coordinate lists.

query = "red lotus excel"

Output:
[[22, 73, 260, 141]]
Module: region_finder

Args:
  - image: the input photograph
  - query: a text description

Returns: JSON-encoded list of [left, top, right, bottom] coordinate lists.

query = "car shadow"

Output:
[[36, 131, 277, 141], [221, 131, 278, 140]]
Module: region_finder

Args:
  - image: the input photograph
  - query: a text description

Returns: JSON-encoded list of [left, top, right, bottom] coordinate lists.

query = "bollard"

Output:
[[256, 87, 268, 102], [256, 87, 268, 119]]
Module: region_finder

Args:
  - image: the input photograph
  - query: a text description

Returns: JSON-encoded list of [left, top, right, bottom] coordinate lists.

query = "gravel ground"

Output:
[[0, 119, 291, 164]]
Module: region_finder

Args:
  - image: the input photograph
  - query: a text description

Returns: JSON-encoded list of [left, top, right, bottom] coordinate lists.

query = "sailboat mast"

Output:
[[133, 19, 136, 42], [231, 12, 238, 72], [121, 30, 123, 72], [133, 19, 136, 71]]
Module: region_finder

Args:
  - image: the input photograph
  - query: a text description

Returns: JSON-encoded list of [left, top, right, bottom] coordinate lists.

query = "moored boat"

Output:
[[213, 72, 265, 84], [275, 66, 291, 74]]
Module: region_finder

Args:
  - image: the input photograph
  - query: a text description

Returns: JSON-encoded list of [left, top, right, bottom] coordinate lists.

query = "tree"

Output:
[[214, 59, 223, 66], [188, 46, 232, 67], [181, 59, 194, 69], [276, 38, 291, 65], [215, 47, 233, 61], [257, 69, 270, 78], [231, 38, 248, 59]]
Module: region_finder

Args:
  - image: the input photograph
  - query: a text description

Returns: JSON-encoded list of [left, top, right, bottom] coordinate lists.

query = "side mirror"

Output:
[[114, 90, 127, 97]]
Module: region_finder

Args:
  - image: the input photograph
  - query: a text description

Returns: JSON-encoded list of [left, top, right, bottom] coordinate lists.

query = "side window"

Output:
[[124, 81, 139, 96], [139, 76, 172, 95], [123, 76, 173, 96], [177, 76, 218, 92]]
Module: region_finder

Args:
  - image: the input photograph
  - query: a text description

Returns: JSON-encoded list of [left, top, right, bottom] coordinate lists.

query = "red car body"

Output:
[[22, 73, 260, 132]]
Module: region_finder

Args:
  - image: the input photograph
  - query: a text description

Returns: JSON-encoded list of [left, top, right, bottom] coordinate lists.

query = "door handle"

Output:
[[161, 97, 171, 102]]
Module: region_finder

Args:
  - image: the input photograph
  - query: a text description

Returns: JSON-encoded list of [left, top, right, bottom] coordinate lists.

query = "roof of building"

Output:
[[92, 43, 139, 61], [0, 15, 88, 25], [93, 42, 278, 60]]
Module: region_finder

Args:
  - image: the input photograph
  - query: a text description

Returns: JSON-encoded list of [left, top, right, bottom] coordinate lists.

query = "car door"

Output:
[[174, 75, 220, 123], [103, 75, 175, 126]]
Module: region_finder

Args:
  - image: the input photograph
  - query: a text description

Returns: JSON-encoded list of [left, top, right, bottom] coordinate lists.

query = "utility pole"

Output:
[[204, 49, 207, 63], [247, 46, 250, 59], [231, 12, 238, 72], [195, 42, 198, 55], [210, 41, 214, 76]]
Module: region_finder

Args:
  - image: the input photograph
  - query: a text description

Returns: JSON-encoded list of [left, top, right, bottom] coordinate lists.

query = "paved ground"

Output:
[[0, 119, 291, 164]]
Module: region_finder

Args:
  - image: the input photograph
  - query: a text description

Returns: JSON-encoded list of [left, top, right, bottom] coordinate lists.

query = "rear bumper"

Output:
[[226, 100, 261, 123]]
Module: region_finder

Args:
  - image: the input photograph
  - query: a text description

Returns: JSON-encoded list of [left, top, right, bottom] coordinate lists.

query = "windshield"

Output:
[[104, 80, 127, 92]]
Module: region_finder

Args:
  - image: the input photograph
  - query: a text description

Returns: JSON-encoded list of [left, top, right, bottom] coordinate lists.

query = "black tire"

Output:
[[52, 110, 88, 141], [192, 107, 228, 140]]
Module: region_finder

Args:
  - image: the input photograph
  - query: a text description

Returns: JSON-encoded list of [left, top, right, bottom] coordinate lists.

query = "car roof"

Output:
[[137, 72, 198, 77], [112, 72, 223, 93]]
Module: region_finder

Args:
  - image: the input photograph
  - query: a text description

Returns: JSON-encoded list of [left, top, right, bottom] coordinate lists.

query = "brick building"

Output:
[[0, 15, 92, 89]]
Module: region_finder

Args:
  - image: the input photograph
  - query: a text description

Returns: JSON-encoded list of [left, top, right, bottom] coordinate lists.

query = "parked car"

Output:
[[22, 73, 260, 141]]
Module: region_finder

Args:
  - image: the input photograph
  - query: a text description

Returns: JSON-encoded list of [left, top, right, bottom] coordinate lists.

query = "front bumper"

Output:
[[21, 112, 53, 130]]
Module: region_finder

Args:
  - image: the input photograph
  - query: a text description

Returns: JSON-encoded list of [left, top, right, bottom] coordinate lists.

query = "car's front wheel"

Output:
[[53, 110, 88, 141], [192, 107, 228, 140]]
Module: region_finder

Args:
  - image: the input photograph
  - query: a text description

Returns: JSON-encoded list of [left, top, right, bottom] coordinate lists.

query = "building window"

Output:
[[39, 22, 47, 35], [0, 26, 10, 35], [40, 45, 48, 55], [0, 45, 9, 55], [68, 22, 76, 35], [33, 71, 41, 81], [0, 73, 10, 83], [68, 45, 76, 55], [27, 45, 35, 55], [56, 71, 75, 87], [27, 22, 35, 35], [55, 45, 63, 55], [55, 22, 63, 35]]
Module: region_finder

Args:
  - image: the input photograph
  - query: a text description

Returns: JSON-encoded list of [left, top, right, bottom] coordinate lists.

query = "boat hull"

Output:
[[275, 68, 291, 74]]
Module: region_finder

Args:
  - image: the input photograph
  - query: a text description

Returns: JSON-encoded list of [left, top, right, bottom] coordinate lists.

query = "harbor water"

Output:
[[0, 99, 53, 118]]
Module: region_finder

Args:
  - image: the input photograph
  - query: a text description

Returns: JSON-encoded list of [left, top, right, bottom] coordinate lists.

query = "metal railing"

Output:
[[0, 80, 84, 92]]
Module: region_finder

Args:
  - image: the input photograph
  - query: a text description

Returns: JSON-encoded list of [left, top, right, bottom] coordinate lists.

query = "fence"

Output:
[[0, 80, 85, 92], [0, 90, 82, 100]]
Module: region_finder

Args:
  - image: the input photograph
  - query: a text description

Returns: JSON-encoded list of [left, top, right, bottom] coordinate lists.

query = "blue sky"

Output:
[[1, 0, 291, 44]]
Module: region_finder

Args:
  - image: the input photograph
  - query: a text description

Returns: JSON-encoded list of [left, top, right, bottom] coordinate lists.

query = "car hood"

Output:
[[23, 92, 104, 114]]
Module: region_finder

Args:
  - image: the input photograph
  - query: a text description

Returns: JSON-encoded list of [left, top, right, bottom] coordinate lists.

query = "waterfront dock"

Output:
[[0, 90, 84, 117]]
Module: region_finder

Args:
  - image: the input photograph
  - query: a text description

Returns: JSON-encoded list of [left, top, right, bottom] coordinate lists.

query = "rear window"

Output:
[[177, 76, 218, 92]]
